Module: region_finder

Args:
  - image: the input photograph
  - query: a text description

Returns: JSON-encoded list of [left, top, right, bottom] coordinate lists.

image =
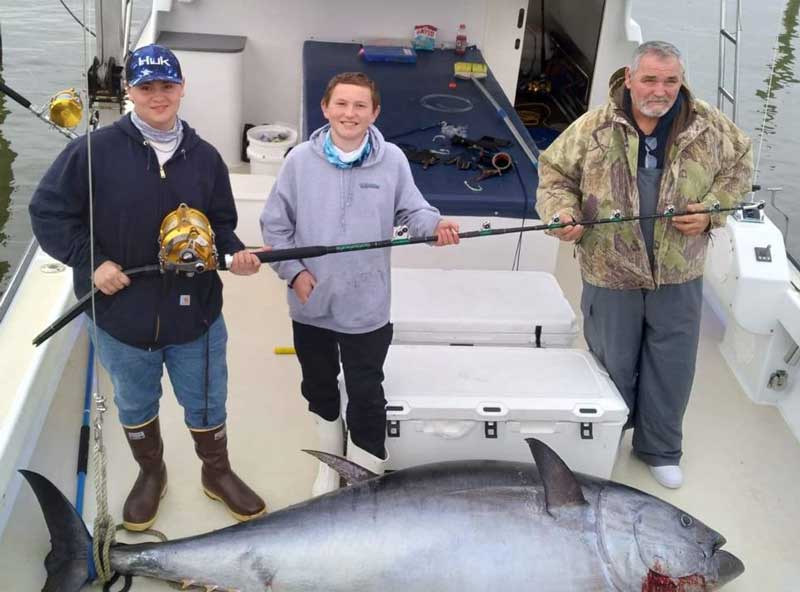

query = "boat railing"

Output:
[[0, 238, 39, 325]]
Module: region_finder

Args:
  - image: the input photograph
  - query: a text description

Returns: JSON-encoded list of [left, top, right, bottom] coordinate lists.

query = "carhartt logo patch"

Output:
[[359, 182, 381, 189], [180, 295, 191, 306], [127, 431, 145, 441]]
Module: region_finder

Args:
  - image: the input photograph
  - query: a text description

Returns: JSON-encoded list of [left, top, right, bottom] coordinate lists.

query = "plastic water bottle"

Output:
[[455, 24, 467, 55]]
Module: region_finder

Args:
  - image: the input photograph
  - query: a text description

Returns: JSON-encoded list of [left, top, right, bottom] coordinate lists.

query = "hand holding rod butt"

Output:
[[220, 246, 330, 270]]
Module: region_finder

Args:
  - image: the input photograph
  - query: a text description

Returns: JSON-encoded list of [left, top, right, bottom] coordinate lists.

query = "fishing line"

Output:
[[59, 0, 96, 37], [510, 157, 528, 271], [385, 120, 446, 141], [753, 38, 780, 188], [82, 0, 102, 452], [420, 94, 474, 113], [79, 0, 119, 584], [750, 9, 795, 243]]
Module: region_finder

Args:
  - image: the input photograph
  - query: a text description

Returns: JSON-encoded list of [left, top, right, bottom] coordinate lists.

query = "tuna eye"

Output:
[[680, 514, 693, 528]]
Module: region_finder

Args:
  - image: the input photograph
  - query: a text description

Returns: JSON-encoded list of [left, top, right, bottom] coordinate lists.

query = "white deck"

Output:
[[1, 242, 799, 590]]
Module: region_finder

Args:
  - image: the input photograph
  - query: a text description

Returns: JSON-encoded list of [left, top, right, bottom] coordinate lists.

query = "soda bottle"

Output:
[[455, 23, 467, 55]]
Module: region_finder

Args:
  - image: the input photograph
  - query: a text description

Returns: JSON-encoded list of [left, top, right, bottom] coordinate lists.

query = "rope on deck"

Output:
[[92, 423, 117, 583]]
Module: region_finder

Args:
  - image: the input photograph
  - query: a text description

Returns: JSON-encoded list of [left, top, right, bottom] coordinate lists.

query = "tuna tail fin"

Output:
[[19, 470, 93, 592]]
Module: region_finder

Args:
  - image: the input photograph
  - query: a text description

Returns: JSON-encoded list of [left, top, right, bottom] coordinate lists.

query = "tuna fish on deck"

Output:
[[21, 439, 743, 591]]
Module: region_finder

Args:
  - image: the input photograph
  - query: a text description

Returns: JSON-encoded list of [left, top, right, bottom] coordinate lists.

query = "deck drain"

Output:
[[40, 262, 66, 274]]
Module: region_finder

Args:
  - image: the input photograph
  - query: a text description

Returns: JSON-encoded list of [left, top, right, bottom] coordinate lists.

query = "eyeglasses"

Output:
[[644, 136, 658, 169]]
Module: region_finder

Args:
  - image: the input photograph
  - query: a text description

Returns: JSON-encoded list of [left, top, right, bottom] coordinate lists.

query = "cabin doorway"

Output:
[[516, 0, 607, 149]]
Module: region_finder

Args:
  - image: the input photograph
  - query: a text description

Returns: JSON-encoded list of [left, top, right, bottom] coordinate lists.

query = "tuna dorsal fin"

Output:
[[302, 450, 377, 485], [525, 438, 587, 512]]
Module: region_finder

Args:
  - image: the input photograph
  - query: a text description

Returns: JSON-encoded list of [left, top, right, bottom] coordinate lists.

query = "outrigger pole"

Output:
[[32, 200, 764, 347]]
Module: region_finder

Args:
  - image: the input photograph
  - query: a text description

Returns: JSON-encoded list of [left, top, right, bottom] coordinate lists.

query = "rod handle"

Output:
[[223, 246, 330, 269], [0, 81, 32, 109]]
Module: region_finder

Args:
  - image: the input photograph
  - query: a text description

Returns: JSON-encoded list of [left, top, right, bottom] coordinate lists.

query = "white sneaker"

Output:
[[648, 465, 683, 489]]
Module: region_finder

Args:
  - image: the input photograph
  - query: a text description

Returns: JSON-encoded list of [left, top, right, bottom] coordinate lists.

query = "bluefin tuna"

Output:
[[22, 439, 743, 591]]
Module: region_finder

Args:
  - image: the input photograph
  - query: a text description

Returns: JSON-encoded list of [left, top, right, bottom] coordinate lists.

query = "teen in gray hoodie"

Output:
[[260, 72, 459, 496]]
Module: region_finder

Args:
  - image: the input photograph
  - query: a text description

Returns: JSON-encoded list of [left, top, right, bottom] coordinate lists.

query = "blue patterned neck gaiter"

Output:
[[131, 110, 183, 146], [322, 130, 371, 169]]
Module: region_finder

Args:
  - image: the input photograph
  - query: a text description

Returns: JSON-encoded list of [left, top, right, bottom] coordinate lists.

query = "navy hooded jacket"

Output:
[[29, 114, 245, 349]]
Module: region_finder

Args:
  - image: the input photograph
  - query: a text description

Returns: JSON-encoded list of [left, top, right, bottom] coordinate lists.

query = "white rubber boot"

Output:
[[345, 433, 388, 476], [311, 415, 344, 497]]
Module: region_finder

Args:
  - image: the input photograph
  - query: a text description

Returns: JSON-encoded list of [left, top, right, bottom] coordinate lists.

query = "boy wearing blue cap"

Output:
[[29, 44, 266, 529]]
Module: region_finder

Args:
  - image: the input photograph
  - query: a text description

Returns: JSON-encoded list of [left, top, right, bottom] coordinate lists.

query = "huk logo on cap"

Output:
[[138, 56, 171, 68], [126, 44, 183, 87]]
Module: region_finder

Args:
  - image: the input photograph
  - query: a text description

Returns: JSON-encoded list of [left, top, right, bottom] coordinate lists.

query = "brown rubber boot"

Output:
[[122, 417, 167, 531], [190, 424, 266, 521]]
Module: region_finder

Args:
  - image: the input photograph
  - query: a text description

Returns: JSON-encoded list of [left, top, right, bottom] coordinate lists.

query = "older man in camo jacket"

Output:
[[536, 41, 753, 489]]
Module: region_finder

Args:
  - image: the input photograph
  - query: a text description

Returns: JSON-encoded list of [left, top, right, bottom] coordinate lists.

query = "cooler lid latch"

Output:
[[580, 422, 593, 440], [387, 420, 401, 438], [484, 421, 498, 439]]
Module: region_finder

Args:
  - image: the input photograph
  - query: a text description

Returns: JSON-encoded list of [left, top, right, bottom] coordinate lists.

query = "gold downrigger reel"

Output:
[[158, 203, 219, 274], [48, 88, 83, 129]]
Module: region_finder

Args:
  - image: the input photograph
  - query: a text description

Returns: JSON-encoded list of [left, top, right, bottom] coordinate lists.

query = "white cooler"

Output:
[[391, 268, 577, 347], [342, 345, 628, 479]]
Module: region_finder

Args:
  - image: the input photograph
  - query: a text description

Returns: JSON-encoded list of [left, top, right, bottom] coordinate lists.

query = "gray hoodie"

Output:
[[260, 124, 441, 334]]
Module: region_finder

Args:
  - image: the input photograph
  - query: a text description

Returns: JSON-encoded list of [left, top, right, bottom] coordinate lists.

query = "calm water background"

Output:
[[0, 0, 797, 295], [0, 0, 149, 294], [634, 0, 800, 262]]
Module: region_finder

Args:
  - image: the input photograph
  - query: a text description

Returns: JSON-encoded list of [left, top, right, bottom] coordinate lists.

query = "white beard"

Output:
[[637, 99, 673, 118]]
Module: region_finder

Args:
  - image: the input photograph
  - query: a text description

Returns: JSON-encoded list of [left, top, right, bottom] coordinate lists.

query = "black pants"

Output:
[[292, 321, 393, 459]]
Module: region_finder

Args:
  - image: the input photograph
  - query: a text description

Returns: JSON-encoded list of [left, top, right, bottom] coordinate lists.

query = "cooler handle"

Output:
[[477, 403, 507, 417], [573, 405, 603, 419]]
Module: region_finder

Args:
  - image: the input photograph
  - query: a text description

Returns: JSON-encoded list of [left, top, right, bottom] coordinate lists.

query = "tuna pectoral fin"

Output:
[[303, 450, 377, 484], [19, 470, 93, 592], [525, 439, 587, 513]]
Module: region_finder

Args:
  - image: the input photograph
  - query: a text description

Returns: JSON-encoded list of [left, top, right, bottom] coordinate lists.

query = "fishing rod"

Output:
[[33, 264, 159, 347], [76, 341, 95, 516], [225, 199, 763, 265], [0, 81, 80, 140], [32, 200, 763, 348]]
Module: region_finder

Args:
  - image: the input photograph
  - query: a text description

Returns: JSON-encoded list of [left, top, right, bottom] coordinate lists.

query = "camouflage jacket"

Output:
[[536, 68, 753, 289]]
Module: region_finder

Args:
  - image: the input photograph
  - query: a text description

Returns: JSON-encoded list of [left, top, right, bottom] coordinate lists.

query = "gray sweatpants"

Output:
[[581, 277, 703, 466]]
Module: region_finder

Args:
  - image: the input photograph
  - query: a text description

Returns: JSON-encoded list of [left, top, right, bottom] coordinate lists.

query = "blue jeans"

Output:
[[88, 315, 229, 429]]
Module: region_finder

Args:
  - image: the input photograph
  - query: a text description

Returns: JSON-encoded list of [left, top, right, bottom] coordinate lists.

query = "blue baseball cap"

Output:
[[125, 44, 183, 86]]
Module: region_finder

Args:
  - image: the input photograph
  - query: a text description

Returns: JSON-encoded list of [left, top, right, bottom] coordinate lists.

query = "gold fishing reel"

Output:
[[158, 203, 219, 274], [48, 88, 83, 129]]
